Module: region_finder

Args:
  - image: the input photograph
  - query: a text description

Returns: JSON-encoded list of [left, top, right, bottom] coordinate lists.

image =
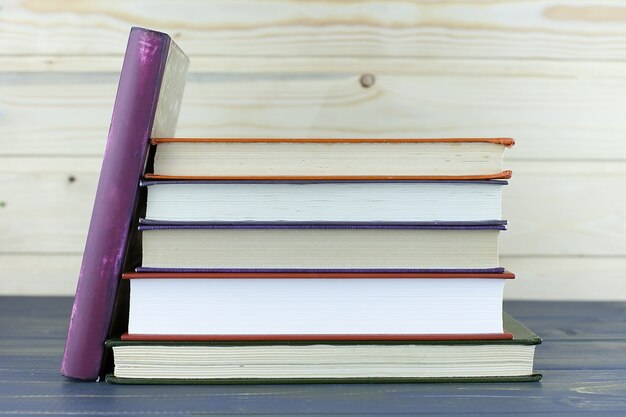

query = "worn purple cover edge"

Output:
[[61, 28, 171, 381], [138, 219, 507, 227], [137, 221, 507, 230]]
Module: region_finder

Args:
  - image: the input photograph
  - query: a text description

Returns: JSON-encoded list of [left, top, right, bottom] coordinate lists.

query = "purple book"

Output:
[[135, 219, 507, 273], [61, 27, 189, 380], [137, 222, 508, 230]]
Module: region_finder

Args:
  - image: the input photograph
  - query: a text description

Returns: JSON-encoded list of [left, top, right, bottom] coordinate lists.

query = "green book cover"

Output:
[[106, 313, 542, 384]]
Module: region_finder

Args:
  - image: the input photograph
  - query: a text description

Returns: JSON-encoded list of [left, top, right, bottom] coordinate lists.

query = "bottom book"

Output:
[[105, 313, 541, 384]]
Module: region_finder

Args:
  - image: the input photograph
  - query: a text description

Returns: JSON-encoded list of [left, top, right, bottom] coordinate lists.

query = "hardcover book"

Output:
[[146, 137, 514, 180], [137, 222, 506, 272], [142, 180, 507, 223], [105, 312, 542, 384], [122, 271, 515, 339], [61, 27, 189, 381]]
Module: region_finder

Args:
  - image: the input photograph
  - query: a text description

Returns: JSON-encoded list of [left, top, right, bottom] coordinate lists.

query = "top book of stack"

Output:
[[146, 138, 514, 180]]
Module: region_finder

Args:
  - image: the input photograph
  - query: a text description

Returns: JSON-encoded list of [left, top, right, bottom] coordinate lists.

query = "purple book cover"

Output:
[[137, 221, 506, 274], [61, 28, 188, 380], [137, 221, 507, 230], [136, 267, 506, 273]]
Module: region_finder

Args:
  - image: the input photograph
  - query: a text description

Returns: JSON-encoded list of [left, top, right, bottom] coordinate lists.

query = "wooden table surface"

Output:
[[1, 297, 625, 416]]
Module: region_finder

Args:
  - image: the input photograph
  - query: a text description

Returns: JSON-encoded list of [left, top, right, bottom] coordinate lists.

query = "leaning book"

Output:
[[105, 313, 542, 384]]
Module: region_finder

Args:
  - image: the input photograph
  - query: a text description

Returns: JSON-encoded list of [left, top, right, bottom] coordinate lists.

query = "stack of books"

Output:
[[61, 28, 541, 384], [108, 138, 541, 383]]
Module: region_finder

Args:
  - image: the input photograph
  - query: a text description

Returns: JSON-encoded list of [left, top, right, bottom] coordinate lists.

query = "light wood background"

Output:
[[1, 0, 625, 299]]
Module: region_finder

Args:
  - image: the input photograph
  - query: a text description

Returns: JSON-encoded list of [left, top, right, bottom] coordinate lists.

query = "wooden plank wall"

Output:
[[1, 0, 625, 299]]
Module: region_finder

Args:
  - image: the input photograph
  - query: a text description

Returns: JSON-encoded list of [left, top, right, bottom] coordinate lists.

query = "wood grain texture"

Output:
[[502, 161, 626, 256], [0, 255, 82, 296], [1, 298, 626, 414], [1, 0, 624, 298], [8, 56, 626, 76], [4, 0, 626, 60], [3, 71, 626, 160], [0, 169, 95, 253], [502, 257, 626, 301]]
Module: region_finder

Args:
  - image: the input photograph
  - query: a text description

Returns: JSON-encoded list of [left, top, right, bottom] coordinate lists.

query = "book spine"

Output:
[[61, 28, 176, 381]]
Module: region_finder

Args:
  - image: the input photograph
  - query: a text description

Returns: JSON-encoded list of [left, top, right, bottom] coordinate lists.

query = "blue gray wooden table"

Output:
[[1, 297, 625, 416]]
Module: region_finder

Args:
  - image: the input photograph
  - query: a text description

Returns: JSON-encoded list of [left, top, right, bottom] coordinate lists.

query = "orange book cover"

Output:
[[146, 137, 514, 180]]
